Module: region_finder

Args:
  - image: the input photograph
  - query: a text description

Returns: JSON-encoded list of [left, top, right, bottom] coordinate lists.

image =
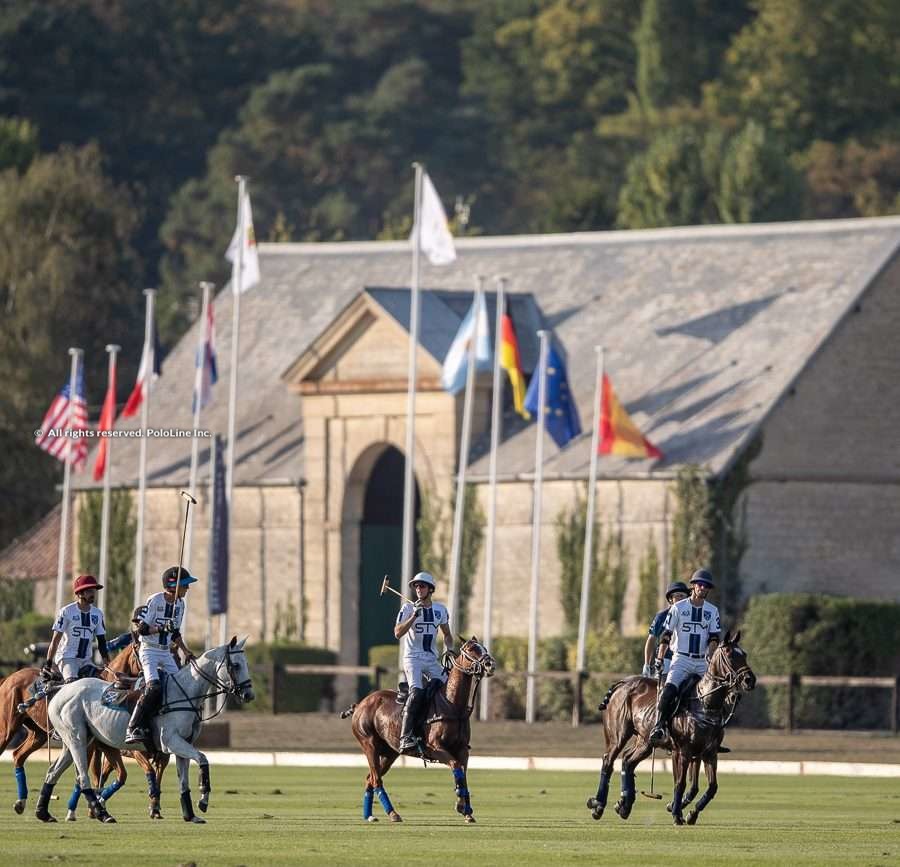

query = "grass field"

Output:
[[1, 764, 898, 866]]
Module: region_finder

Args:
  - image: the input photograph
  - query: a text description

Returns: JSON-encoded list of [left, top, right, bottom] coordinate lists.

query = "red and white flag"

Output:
[[93, 357, 118, 481], [35, 371, 89, 471], [122, 330, 161, 418]]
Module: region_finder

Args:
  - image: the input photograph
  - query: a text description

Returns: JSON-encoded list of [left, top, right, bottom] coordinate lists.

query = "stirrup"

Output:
[[398, 736, 419, 755], [124, 727, 146, 745], [649, 724, 667, 745]]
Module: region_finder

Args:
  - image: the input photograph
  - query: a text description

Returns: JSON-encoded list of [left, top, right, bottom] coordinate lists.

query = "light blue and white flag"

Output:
[[441, 291, 491, 394]]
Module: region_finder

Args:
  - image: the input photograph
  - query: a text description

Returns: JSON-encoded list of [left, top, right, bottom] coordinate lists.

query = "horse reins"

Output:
[[442, 643, 495, 719], [696, 646, 752, 705], [160, 648, 250, 722]]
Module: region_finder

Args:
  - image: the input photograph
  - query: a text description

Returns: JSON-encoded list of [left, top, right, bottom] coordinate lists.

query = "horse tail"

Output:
[[339, 703, 357, 720], [597, 680, 625, 714]]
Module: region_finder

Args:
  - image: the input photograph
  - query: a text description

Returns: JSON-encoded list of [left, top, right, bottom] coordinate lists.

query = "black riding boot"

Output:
[[649, 684, 679, 745], [398, 687, 425, 754], [125, 681, 161, 745], [396, 680, 409, 705]]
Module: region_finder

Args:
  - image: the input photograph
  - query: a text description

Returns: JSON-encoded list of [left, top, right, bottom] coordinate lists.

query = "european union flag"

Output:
[[524, 344, 582, 448]]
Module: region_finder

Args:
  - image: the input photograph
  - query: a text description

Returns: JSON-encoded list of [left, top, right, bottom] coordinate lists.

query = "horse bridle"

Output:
[[163, 647, 251, 720], [445, 641, 494, 679], [697, 645, 753, 703]]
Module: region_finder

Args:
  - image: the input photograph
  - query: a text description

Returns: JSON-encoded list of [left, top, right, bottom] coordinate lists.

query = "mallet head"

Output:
[[379, 576, 391, 597], [180, 490, 197, 505]]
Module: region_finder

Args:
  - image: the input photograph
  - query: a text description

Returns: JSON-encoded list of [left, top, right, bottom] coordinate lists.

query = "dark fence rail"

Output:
[[256, 664, 900, 731]]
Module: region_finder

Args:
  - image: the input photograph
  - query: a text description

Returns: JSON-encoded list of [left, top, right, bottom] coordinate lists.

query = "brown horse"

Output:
[[0, 644, 168, 819], [341, 637, 495, 824], [586, 630, 755, 826]]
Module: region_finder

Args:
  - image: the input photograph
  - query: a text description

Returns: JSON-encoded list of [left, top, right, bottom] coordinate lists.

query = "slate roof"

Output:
[[75, 216, 900, 490], [0, 504, 67, 579]]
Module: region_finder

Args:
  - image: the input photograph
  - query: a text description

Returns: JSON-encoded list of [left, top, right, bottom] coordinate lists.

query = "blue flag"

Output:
[[207, 434, 229, 615], [524, 344, 582, 449]]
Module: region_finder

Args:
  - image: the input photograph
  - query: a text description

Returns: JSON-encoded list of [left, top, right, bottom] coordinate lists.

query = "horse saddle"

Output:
[[673, 674, 702, 715], [100, 684, 142, 711]]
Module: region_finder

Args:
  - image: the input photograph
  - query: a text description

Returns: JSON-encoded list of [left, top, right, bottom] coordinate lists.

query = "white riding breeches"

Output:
[[665, 654, 708, 688], [138, 647, 179, 683], [403, 656, 446, 689], [57, 659, 83, 680]]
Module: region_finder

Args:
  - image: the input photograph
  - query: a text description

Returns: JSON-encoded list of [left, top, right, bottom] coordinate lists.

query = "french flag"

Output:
[[195, 300, 218, 411]]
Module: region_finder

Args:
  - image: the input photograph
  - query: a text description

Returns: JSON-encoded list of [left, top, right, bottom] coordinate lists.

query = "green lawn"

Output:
[[1, 764, 898, 865]]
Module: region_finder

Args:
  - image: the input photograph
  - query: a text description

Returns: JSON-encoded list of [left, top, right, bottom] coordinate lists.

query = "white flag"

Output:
[[441, 291, 491, 394], [414, 172, 456, 266], [225, 189, 261, 293]]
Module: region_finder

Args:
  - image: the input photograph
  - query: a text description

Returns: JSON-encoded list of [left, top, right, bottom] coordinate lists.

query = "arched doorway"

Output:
[[358, 446, 420, 669]]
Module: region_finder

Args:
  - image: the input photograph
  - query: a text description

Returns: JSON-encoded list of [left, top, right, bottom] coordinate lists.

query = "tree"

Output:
[[636, 531, 661, 627], [76, 490, 136, 633], [0, 116, 38, 173], [669, 465, 713, 585], [0, 143, 142, 547]]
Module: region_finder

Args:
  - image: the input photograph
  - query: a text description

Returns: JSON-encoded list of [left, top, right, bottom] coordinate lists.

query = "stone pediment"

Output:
[[282, 291, 446, 395]]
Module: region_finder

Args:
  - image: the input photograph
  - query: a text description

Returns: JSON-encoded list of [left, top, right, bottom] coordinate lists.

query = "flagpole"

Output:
[[447, 276, 485, 630], [526, 330, 549, 724], [186, 281, 213, 570], [133, 289, 155, 610], [576, 346, 604, 679], [480, 276, 506, 721], [55, 347, 82, 613], [97, 343, 120, 614], [225, 177, 247, 645], [401, 163, 424, 585]]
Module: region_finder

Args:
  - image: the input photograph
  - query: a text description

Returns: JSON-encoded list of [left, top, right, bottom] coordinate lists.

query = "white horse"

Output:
[[36, 637, 254, 824]]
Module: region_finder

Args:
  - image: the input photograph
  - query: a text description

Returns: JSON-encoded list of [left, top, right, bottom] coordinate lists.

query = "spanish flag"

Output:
[[600, 374, 662, 459], [500, 308, 530, 420]]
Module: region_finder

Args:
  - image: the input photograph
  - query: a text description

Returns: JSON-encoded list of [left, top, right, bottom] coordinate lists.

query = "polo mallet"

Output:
[[640, 670, 665, 800], [379, 575, 415, 606], [175, 490, 197, 586]]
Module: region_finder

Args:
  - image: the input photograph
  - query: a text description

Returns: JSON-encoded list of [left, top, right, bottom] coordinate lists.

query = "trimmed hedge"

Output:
[[739, 594, 900, 730], [0, 612, 52, 667], [242, 643, 338, 713]]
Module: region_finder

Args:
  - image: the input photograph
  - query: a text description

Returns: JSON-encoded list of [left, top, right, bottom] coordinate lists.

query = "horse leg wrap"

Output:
[[374, 786, 393, 815], [452, 768, 473, 815], [596, 769, 611, 805], [198, 762, 211, 795], [181, 788, 196, 821], [67, 784, 82, 811], [100, 779, 123, 802], [14, 766, 27, 801], [362, 786, 375, 820], [145, 770, 160, 800], [36, 782, 55, 821]]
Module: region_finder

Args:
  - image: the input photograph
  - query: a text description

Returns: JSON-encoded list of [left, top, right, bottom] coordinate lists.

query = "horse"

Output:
[[341, 637, 495, 824], [0, 643, 166, 817], [586, 630, 755, 826], [36, 637, 254, 824]]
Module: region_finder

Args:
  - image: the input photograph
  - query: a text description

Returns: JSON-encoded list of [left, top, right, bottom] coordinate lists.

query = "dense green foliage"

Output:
[[1, 0, 898, 548], [740, 593, 900, 729], [243, 641, 338, 713]]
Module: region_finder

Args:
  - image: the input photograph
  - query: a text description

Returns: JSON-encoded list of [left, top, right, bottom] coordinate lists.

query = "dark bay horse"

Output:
[[0, 644, 167, 819], [341, 637, 495, 824], [586, 630, 755, 825]]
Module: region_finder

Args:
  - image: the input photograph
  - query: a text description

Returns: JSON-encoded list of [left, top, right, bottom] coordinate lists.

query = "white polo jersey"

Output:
[[663, 598, 721, 659], [52, 603, 105, 661], [136, 592, 185, 652], [396, 602, 448, 660]]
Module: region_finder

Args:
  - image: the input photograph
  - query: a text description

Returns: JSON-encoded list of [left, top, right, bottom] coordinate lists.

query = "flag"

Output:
[[35, 369, 89, 471], [600, 374, 663, 460], [226, 188, 260, 293], [92, 358, 117, 481], [122, 327, 162, 418], [441, 291, 491, 394], [207, 434, 229, 615], [414, 172, 456, 266], [524, 344, 582, 449], [194, 299, 218, 411], [500, 304, 530, 420]]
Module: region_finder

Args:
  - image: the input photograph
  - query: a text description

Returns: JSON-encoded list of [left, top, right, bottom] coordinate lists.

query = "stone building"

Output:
[[10, 215, 894, 673]]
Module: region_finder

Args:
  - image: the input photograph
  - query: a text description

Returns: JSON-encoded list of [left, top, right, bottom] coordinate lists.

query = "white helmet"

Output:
[[409, 571, 436, 590]]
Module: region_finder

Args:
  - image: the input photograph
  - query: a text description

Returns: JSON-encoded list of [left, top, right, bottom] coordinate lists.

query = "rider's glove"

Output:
[[641, 664, 653, 677], [654, 657, 664, 676], [40, 662, 54, 679]]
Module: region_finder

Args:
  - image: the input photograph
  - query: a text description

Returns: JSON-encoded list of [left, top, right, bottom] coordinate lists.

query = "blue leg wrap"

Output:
[[100, 779, 123, 801], [362, 787, 374, 820], [67, 784, 82, 811], [452, 767, 472, 814], [146, 771, 160, 799], [14, 766, 27, 800], [374, 787, 393, 815]]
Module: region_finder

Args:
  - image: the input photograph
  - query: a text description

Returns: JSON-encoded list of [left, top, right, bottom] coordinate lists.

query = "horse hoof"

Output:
[[101, 814, 117, 824], [36, 813, 57, 823], [464, 814, 476, 824], [591, 808, 604, 821], [184, 816, 206, 824], [198, 800, 208, 813], [686, 811, 698, 826], [65, 811, 77, 822], [13, 800, 25, 815], [389, 812, 402, 823], [586, 798, 598, 810], [673, 815, 685, 826], [365, 816, 378, 823], [666, 801, 673, 813], [151, 813, 163, 820]]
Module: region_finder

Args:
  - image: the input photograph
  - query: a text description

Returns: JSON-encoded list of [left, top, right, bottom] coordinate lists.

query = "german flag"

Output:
[[500, 308, 530, 420], [600, 374, 662, 459]]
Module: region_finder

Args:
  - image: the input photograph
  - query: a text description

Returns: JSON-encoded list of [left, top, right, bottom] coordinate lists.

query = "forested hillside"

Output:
[[0, 0, 898, 546]]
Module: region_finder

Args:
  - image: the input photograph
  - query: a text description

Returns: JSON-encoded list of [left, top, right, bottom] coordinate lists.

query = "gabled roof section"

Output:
[[74, 216, 900, 489], [0, 504, 67, 580]]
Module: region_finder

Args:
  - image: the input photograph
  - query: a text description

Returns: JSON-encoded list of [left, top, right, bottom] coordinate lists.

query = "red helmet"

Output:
[[73, 574, 103, 594]]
